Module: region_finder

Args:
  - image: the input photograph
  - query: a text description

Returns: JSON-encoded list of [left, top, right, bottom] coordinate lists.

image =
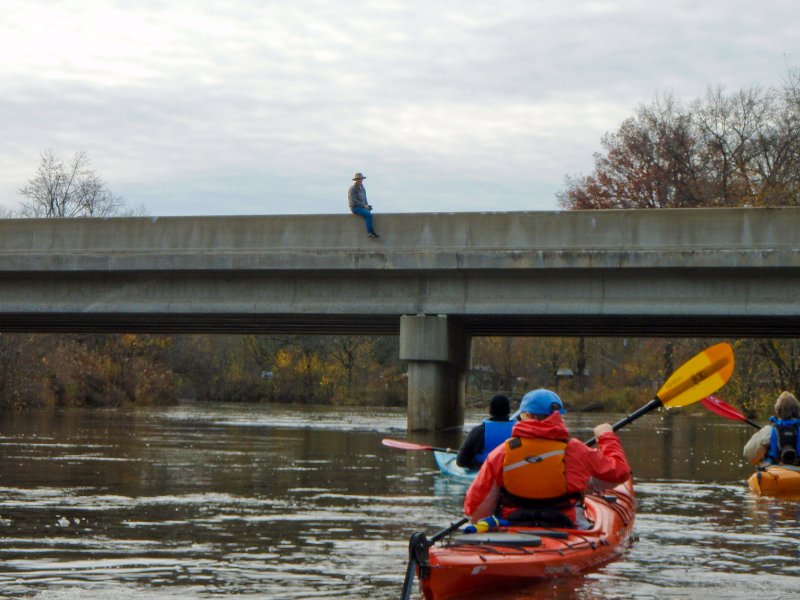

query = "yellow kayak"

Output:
[[748, 465, 800, 497]]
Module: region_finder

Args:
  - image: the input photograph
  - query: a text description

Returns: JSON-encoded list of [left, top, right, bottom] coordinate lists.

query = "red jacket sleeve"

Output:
[[463, 445, 504, 521], [565, 432, 631, 492]]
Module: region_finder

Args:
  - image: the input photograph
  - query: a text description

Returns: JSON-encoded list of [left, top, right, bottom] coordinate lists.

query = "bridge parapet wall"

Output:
[[1, 208, 798, 272]]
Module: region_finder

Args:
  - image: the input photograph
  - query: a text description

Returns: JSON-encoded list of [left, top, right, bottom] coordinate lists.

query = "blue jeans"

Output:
[[351, 207, 375, 234]]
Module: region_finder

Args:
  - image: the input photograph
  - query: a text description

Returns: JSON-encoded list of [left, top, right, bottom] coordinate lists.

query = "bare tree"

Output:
[[18, 149, 124, 218]]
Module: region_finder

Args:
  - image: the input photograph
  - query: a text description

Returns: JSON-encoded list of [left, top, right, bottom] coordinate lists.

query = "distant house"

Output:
[[556, 367, 590, 379]]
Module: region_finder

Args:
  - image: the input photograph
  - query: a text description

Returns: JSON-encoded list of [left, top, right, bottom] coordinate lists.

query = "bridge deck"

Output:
[[1, 209, 799, 336]]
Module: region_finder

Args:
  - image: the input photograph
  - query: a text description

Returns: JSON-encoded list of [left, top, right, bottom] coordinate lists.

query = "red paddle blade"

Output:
[[381, 438, 433, 452], [701, 395, 747, 421]]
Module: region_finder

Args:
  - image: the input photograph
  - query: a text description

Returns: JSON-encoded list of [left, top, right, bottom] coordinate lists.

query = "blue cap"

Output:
[[511, 389, 565, 419]]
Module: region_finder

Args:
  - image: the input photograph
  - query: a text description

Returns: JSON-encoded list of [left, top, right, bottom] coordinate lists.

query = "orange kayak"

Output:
[[748, 465, 800, 497], [418, 479, 636, 600]]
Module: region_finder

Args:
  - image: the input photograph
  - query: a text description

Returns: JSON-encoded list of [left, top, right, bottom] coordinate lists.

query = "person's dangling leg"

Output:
[[351, 207, 378, 237], [363, 211, 377, 237]]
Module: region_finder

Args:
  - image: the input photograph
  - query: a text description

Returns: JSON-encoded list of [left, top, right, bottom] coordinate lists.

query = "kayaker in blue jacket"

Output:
[[456, 394, 515, 470], [743, 391, 800, 465]]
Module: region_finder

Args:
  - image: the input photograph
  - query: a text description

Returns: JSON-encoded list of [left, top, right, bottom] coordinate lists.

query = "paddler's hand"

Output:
[[593, 423, 613, 438]]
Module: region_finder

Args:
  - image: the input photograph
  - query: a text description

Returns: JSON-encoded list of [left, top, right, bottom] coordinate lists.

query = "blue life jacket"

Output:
[[767, 417, 800, 465], [475, 419, 515, 464]]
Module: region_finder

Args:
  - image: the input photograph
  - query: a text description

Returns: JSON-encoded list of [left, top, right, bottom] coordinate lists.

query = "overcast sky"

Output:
[[1, 1, 797, 216]]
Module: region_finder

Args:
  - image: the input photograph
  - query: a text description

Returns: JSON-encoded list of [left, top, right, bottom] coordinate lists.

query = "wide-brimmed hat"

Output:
[[352, 172, 366, 180], [511, 389, 565, 419]]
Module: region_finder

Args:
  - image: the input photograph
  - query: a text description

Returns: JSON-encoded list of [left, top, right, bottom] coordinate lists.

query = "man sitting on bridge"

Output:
[[348, 172, 379, 238]]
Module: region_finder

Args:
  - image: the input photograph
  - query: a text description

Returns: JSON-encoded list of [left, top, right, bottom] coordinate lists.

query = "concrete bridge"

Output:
[[2, 208, 800, 431]]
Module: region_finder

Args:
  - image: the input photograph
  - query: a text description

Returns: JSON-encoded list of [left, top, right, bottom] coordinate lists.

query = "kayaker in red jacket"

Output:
[[464, 389, 631, 528]]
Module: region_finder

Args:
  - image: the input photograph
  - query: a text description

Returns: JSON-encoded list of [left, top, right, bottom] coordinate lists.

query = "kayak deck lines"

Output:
[[447, 532, 608, 555]]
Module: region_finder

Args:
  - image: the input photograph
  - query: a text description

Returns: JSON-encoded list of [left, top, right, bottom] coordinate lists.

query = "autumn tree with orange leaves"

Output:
[[558, 66, 800, 210]]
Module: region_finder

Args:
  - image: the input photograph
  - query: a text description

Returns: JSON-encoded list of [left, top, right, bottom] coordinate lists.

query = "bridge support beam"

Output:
[[399, 315, 469, 432]]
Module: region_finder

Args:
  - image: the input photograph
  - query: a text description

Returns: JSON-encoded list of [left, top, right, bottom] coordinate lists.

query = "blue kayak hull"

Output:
[[433, 450, 477, 482]]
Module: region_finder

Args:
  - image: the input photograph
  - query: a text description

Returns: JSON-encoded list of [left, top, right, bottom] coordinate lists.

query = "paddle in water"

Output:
[[701, 395, 762, 429]]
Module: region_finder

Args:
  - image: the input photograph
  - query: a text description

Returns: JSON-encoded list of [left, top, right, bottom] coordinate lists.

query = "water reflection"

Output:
[[0, 404, 797, 599]]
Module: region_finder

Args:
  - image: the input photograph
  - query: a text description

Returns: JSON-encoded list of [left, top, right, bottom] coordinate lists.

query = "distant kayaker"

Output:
[[743, 391, 800, 466], [456, 394, 515, 470], [464, 388, 631, 529]]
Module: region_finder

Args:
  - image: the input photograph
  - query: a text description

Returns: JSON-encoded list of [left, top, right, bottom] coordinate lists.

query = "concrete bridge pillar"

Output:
[[399, 315, 469, 432]]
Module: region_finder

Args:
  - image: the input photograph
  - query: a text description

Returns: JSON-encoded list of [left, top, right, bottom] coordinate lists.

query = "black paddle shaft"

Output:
[[584, 397, 662, 447], [429, 517, 469, 544], [400, 558, 416, 600], [744, 417, 763, 429]]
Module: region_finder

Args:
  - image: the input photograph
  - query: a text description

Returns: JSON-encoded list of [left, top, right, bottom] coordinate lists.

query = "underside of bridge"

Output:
[[2, 312, 800, 338]]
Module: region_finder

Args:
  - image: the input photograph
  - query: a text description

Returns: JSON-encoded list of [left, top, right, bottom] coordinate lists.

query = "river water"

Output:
[[0, 403, 797, 600]]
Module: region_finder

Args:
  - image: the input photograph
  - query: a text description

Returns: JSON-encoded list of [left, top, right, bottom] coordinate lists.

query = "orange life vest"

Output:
[[502, 436, 569, 501]]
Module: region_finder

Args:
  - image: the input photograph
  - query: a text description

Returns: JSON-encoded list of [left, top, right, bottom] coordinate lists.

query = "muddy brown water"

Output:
[[0, 404, 797, 599]]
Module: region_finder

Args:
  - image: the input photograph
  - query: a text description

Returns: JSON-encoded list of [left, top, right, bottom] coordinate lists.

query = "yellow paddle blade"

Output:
[[657, 342, 734, 408]]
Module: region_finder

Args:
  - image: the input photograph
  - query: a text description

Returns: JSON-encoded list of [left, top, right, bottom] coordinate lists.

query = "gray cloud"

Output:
[[1, 0, 797, 215]]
